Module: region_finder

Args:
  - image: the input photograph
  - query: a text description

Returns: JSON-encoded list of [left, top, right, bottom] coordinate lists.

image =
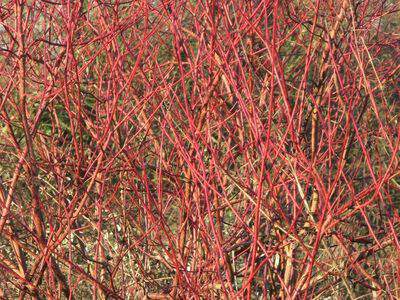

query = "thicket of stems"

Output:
[[0, 0, 399, 298]]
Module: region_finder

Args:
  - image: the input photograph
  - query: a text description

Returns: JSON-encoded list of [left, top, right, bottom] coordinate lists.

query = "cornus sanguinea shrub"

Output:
[[0, 0, 399, 298]]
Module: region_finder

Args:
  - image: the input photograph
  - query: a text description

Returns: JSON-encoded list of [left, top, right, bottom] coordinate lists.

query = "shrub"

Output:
[[0, 0, 399, 298]]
